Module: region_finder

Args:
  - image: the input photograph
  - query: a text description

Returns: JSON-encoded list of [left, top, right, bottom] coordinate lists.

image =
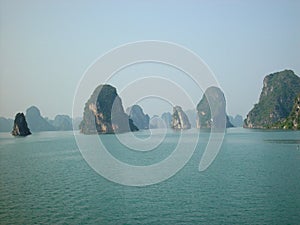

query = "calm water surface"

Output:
[[0, 128, 299, 224]]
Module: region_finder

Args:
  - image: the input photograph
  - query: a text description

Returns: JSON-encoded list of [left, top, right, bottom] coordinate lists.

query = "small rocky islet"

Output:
[[11, 113, 31, 136], [79, 84, 138, 134], [171, 106, 191, 130], [196, 86, 233, 129]]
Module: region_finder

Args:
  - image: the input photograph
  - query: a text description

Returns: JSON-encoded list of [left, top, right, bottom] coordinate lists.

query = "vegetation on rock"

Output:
[[244, 70, 300, 128], [271, 94, 300, 130]]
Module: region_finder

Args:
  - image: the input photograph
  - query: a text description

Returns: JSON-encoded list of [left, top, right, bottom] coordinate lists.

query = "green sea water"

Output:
[[0, 128, 299, 224]]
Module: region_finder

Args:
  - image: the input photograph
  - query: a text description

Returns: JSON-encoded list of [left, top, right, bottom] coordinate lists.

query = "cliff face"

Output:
[[274, 94, 300, 130], [171, 106, 191, 130], [197, 86, 233, 128], [244, 70, 300, 128], [80, 84, 138, 134], [287, 94, 300, 129], [26, 106, 55, 132], [126, 105, 150, 130], [11, 113, 31, 136]]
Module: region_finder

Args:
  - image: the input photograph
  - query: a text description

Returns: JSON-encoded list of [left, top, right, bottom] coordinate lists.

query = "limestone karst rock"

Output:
[[171, 106, 191, 130], [26, 106, 55, 132], [244, 70, 300, 128], [228, 115, 243, 127], [51, 115, 73, 131], [80, 84, 138, 134], [126, 105, 150, 130], [11, 113, 31, 136], [274, 94, 300, 130], [197, 86, 233, 129]]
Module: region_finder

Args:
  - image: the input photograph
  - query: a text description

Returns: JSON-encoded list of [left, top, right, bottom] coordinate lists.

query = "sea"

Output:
[[0, 128, 300, 224]]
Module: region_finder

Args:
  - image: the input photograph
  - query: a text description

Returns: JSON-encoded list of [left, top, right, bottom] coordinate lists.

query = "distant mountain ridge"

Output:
[[50, 115, 73, 131], [0, 107, 79, 133], [0, 117, 14, 132], [149, 113, 172, 129]]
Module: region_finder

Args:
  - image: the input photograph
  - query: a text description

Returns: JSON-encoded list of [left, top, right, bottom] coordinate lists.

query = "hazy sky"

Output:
[[1, 0, 299, 119]]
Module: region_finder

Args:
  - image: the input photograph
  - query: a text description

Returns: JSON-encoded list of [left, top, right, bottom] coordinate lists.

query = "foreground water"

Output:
[[0, 128, 299, 224]]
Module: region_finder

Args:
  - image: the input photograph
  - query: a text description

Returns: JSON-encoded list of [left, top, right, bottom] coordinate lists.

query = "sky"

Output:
[[1, 0, 299, 119]]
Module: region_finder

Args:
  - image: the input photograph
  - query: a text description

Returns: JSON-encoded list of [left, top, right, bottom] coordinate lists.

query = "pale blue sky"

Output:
[[1, 0, 299, 118]]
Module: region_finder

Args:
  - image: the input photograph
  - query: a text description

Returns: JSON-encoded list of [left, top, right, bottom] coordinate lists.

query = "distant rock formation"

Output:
[[228, 115, 244, 127], [2, 111, 76, 133], [149, 115, 165, 129], [0, 117, 14, 132], [26, 106, 55, 132], [161, 112, 172, 128], [51, 115, 73, 131], [149, 112, 172, 129], [126, 105, 150, 130], [197, 86, 233, 128], [171, 106, 191, 130], [185, 109, 197, 128], [11, 113, 31, 136], [244, 70, 300, 128], [80, 84, 138, 134]]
